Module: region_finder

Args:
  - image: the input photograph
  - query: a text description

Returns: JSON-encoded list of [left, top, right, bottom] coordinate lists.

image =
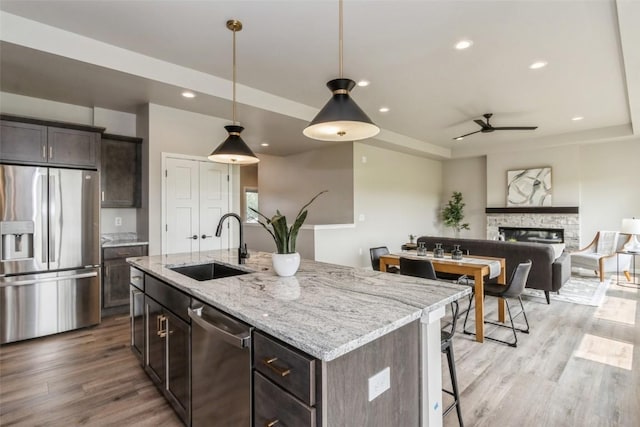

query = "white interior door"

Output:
[[164, 156, 230, 255], [199, 161, 230, 251]]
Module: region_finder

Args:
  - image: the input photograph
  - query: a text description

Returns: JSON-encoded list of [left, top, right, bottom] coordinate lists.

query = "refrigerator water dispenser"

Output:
[[1, 221, 34, 261]]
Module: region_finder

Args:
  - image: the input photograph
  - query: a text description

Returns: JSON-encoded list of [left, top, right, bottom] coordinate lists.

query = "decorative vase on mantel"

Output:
[[271, 252, 301, 277]]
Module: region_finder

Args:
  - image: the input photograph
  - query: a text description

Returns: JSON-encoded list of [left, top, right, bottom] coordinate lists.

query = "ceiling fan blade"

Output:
[[452, 130, 482, 140], [473, 119, 490, 129], [492, 126, 538, 130]]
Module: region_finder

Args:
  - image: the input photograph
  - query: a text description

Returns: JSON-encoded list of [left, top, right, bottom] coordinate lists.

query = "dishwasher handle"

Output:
[[188, 306, 252, 349]]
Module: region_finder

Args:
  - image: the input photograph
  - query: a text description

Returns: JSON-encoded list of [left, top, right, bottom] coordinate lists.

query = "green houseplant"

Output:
[[441, 191, 470, 238], [250, 190, 327, 276]]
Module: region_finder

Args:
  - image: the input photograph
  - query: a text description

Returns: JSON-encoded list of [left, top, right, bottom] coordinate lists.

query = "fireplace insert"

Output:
[[499, 227, 564, 244]]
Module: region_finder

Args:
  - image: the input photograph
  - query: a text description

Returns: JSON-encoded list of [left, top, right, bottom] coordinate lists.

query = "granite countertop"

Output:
[[102, 232, 149, 248], [128, 250, 471, 362]]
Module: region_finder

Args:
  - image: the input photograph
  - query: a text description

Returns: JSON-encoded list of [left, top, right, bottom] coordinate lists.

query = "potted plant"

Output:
[[250, 190, 327, 276], [441, 191, 470, 238]]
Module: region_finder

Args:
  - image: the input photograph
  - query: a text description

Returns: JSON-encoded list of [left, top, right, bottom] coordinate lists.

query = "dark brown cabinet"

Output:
[[101, 133, 142, 208], [253, 331, 321, 427], [1, 115, 101, 168], [130, 267, 145, 365], [139, 272, 191, 426], [103, 245, 147, 315]]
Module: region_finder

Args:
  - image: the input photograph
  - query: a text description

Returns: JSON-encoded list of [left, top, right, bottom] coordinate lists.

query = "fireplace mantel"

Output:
[[485, 207, 579, 214]]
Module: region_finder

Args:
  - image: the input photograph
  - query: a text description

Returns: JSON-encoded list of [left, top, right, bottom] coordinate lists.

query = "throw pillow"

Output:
[[596, 231, 618, 254]]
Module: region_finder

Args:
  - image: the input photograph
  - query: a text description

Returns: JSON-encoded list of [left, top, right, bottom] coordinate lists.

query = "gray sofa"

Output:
[[416, 236, 571, 304]]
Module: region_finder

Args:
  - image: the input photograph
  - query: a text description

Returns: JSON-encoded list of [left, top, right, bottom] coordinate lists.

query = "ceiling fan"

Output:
[[453, 113, 538, 140]]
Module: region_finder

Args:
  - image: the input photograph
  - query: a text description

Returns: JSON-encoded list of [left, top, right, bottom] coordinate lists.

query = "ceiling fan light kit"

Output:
[[208, 19, 260, 165], [453, 113, 538, 140], [303, 0, 379, 142]]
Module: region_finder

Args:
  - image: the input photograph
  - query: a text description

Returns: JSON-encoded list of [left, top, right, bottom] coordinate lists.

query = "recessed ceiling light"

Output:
[[455, 40, 473, 50], [379, 107, 390, 113], [181, 91, 196, 98], [260, 142, 270, 147], [571, 116, 584, 121], [357, 80, 370, 87], [529, 61, 548, 70]]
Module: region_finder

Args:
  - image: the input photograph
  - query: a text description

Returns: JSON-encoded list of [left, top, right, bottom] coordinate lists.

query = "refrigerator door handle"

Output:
[[40, 173, 48, 263], [0, 271, 98, 287], [49, 173, 56, 264]]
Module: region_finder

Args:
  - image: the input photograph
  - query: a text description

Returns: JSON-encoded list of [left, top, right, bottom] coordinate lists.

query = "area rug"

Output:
[[522, 270, 610, 306]]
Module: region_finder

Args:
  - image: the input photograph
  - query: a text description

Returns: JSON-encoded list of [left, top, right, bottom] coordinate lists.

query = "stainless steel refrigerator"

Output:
[[0, 164, 100, 344]]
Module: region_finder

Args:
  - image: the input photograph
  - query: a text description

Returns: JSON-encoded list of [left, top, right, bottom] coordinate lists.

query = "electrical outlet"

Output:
[[368, 367, 390, 402], [359, 248, 363, 255], [115, 217, 122, 227], [358, 214, 365, 222]]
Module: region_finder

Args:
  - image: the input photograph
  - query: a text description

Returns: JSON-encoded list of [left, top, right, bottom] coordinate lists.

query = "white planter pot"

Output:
[[272, 252, 300, 277]]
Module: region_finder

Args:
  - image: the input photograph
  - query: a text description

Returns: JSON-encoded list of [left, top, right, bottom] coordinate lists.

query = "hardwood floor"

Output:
[[1, 277, 638, 426], [0, 314, 181, 427], [444, 278, 640, 427]]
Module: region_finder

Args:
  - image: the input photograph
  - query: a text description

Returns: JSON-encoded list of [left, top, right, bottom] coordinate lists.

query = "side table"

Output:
[[617, 250, 639, 287]]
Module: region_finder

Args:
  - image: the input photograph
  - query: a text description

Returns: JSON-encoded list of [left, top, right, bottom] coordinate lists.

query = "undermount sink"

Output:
[[169, 262, 249, 281]]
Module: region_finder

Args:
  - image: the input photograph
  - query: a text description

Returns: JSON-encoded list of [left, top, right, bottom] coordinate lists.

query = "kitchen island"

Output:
[[128, 250, 471, 427]]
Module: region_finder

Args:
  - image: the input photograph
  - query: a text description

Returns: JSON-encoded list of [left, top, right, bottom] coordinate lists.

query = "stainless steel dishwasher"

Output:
[[188, 302, 253, 426]]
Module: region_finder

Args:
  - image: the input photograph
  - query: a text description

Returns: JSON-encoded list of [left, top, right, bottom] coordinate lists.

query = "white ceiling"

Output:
[[1, 0, 639, 159]]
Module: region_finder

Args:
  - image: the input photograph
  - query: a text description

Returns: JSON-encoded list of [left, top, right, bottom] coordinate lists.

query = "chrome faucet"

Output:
[[215, 213, 249, 264]]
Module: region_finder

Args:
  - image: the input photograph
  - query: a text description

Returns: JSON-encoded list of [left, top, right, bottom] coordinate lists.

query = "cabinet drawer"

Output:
[[253, 331, 316, 406], [254, 371, 316, 427], [145, 274, 190, 322], [103, 245, 146, 260], [130, 267, 144, 291]]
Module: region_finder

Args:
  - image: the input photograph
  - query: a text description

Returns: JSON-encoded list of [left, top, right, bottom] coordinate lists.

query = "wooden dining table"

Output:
[[380, 252, 507, 343]]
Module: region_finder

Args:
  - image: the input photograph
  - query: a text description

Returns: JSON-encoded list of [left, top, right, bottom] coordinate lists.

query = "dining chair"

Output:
[[463, 260, 532, 347], [370, 246, 398, 273], [399, 256, 437, 279], [399, 256, 464, 426], [441, 300, 464, 427]]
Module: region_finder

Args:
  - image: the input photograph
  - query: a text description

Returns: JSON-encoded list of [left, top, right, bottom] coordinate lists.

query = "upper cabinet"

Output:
[[101, 133, 143, 208], [0, 114, 103, 169]]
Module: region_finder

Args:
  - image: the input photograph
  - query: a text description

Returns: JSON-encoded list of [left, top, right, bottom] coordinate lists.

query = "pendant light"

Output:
[[303, 0, 379, 142], [208, 19, 259, 165]]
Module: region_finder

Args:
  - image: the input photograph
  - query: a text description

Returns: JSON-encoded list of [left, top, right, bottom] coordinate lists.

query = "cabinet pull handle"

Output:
[[201, 235, 213, 239], [42, 145, 47, 159], [157, 314, 167, 338], [101, 191, 105, 202], [49, 146, 53, 159], [266, 420, 280, 427], [188, 235, 198, 240], [262, 357, 291, 377]]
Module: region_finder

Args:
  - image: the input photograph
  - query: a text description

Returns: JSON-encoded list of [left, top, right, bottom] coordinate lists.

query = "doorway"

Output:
[[162, 155, 232, 254]]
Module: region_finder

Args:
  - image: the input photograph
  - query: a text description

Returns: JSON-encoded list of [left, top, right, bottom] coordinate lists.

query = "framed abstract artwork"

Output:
[[507, 167, 552, 206]]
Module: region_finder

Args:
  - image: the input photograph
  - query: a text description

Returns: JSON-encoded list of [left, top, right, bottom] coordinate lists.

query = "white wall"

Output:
[[440, 156, 486, 239], [315, 143, 442, 268], [101, 208, 137, 234], [449, 138, 640, 247], [486, 145, 581, 207], [257, 144, 354, 225], [0, 92, 93, 124], [579, 138, 640, 242], [145, 103, 239, 255]]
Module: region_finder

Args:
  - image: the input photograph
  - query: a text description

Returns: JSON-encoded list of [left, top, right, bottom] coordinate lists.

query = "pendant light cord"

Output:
[[339, 0, 343, 78], [232, 26, 237, 125]]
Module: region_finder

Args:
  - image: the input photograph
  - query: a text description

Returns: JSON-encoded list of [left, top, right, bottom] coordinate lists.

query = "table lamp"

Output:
[[621, 218, 640, 252]]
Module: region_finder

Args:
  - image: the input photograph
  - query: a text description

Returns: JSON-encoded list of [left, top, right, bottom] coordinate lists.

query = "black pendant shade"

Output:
[[303, 78, 380, 141], [208, 125, 259, 165]]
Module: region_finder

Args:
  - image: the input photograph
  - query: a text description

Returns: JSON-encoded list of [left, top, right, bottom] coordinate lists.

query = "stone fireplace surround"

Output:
[[485, 207, 580, 251]]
